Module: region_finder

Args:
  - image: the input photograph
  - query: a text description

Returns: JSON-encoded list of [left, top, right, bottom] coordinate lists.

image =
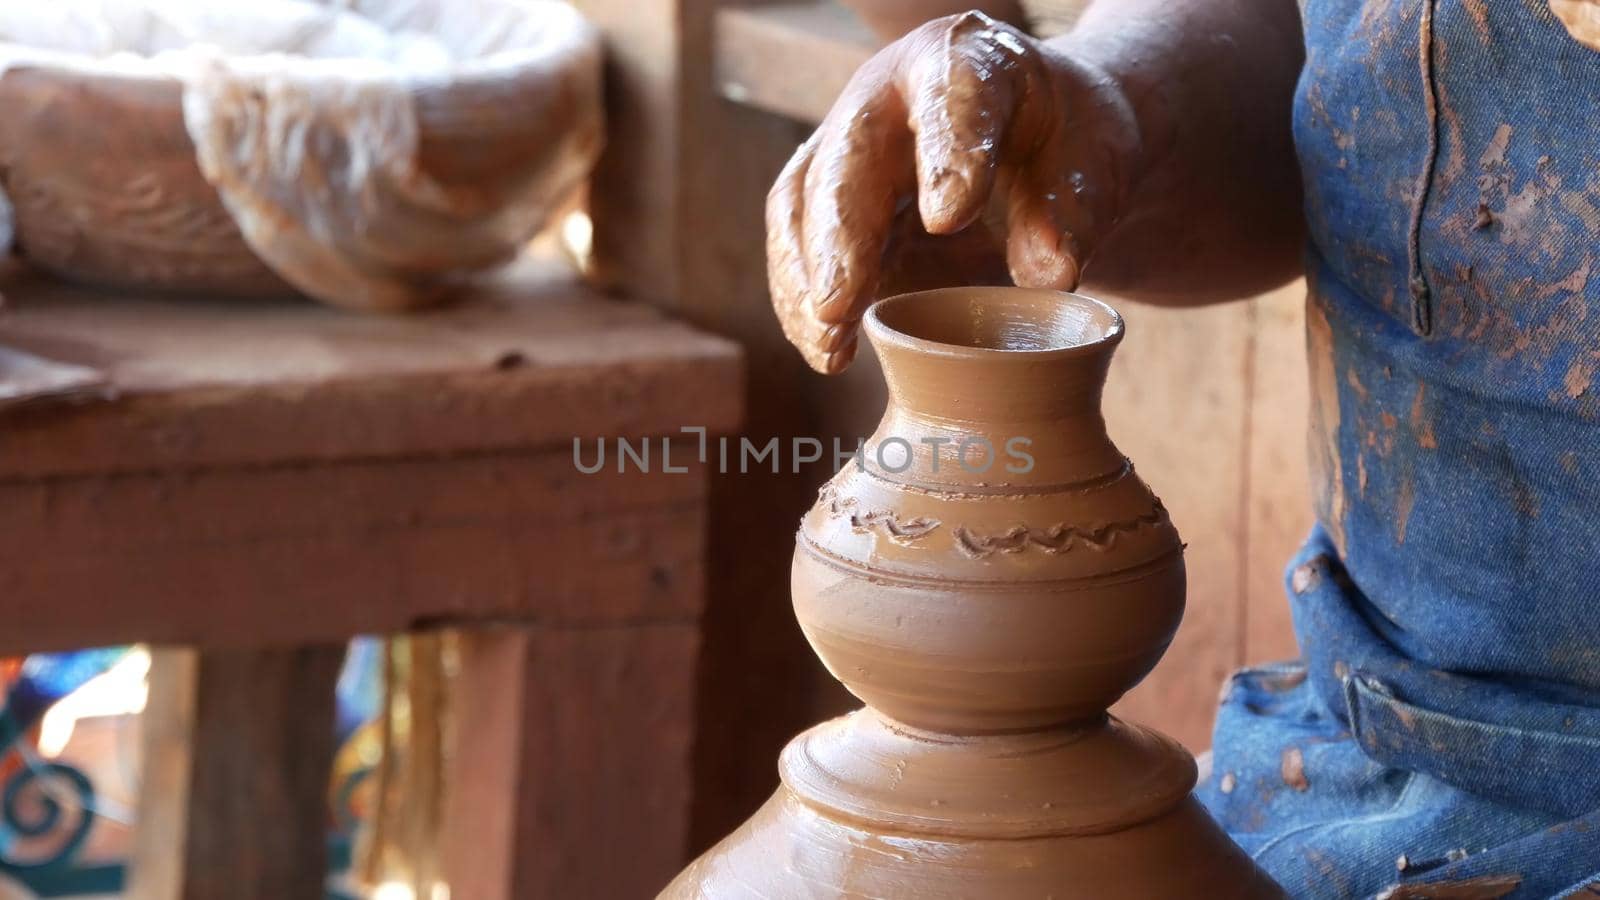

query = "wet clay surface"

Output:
[[662, 288, 1283, 897]]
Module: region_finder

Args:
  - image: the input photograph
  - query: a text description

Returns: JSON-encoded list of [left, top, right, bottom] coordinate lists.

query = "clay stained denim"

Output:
[[1198, 1, 1600, 896]]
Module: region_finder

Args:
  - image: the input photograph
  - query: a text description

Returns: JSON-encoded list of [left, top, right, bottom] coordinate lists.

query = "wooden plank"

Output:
[[570, 0, 687, 303], [1102, 299, 1254, 753], [711, 2, 1100, 124], [0, 259, 741, 479], [441, 623, 700, 900], [676, 4, 862, 848], [575, 0, 858, 856], [127, 649, 197, 900], [129, 645, 344, 900], [0, 447, 707, 654], [1243, 284, 1311, 665], [0, 345, 107, 410], [1102, 286, 1311, 748], [715, 3, 874, 124]]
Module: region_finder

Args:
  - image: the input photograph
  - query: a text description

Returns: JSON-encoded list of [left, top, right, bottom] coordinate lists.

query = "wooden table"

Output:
[[0, 260, 742, 899]]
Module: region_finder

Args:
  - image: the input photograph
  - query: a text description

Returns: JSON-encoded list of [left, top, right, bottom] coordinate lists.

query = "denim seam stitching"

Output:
[[1406, 0, 1441, 336]]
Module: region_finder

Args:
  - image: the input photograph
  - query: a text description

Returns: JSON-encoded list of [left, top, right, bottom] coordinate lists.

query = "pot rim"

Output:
[[864, 285, 1125, 362]]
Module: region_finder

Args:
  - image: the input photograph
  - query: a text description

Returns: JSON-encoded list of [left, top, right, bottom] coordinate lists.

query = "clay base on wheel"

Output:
[[662, 711, 1284, 898]]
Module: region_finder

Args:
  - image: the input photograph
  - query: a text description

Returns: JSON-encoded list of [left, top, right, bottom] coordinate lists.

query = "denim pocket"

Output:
[[1345, 669, 1600, 820]]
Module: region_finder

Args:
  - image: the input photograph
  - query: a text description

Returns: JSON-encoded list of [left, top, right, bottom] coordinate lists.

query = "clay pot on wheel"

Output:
[[795, 287, 1185, 733], [663, 287, 1283, 898]]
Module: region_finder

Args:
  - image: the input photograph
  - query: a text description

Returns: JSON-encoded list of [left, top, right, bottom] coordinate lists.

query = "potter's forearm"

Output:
[[1056, 0, 1306, 304]]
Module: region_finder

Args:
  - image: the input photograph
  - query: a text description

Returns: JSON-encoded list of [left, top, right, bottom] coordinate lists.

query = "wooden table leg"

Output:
[[442, 623, 700, 899], [129, 644, 346, 900]]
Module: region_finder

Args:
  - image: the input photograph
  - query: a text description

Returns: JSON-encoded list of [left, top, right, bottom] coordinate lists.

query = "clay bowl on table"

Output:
[[0, 0, 603, 311]]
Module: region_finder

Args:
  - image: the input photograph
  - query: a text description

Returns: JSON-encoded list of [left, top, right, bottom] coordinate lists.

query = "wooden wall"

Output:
[[1104, 283, 1311, 751]]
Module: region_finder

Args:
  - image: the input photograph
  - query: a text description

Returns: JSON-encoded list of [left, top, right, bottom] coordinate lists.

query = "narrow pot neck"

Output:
[[863, 287, 1128, 487], [874, 342, 1116, 426]]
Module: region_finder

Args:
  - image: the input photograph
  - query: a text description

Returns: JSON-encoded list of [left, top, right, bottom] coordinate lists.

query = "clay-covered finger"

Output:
[[801, 71, 915, 335], [1006, 119, 1133, 290], [819, 321, 857, 353], [768, 136, 816, 314], [767, 138, 835, 372], [823, 332, 859, 375], [1004, 168, 1085, 291], [901, 12, 1027, 235]]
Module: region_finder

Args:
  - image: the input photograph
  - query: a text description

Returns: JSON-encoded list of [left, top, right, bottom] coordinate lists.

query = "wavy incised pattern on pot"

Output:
[[816, 483, 1171, 557], [798, 534, 1184, 590], [952, 499, 1169, 559], [818, 485, 942, 545]]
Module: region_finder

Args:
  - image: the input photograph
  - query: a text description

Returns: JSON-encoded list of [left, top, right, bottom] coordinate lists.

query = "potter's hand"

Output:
[[768, 12, 1142, 373]]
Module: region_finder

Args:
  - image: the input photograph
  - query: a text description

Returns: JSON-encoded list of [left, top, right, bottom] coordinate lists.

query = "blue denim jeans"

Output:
[[1214, 0, 1600, 893], [1199, 531, 1600, 897]]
